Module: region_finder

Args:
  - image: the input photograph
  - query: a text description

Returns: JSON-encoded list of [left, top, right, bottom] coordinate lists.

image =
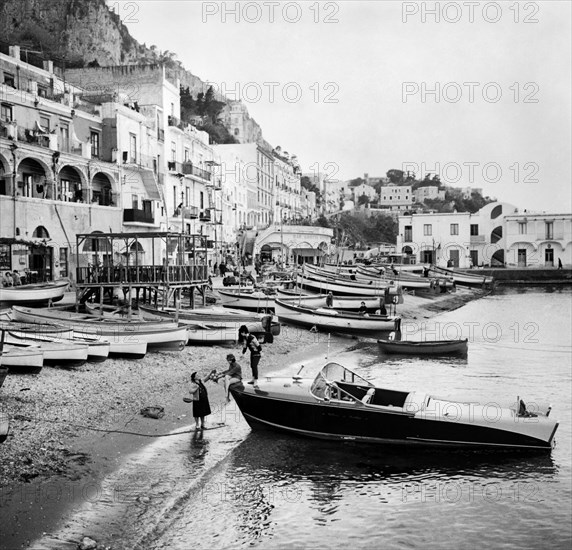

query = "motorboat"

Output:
[[229, 362, 558, 450]]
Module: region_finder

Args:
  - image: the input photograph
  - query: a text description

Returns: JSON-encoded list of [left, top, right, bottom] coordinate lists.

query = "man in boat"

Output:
[[12, 270, 22, 286], [358, 301, 369, 316], [326, 291, 334, 308]]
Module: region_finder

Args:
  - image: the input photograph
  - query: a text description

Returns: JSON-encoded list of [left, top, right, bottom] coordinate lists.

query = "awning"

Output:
[[292, 248, 323, 257], [140, 169, 162, 201]]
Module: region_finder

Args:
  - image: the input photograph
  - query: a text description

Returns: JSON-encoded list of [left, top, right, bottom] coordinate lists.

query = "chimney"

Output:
[[43, 60, 54, 73], [9, 45, 21, 60]]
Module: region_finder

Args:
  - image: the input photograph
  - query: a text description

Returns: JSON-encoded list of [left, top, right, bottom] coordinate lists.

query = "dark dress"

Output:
[[192, 381, 211, 418]]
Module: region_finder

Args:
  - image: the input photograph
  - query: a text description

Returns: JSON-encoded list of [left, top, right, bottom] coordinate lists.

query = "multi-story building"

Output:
[[272, 146, 302, 224], [413, 185, 446, 204], [396, 202, 521, 267], [214, 142, 274, 229], [504, 212, 572, 267], [351, 182, 377, 204], [1, 46, 121, 281], [377, 184, 412, 213], [65, 64, 221, 265]]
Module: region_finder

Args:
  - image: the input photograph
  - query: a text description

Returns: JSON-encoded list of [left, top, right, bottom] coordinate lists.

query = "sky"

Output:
[[109, 0, 571, 212]]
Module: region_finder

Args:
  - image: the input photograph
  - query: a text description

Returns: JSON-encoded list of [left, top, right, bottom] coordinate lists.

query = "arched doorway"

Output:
[[31, 226, 52, 281]]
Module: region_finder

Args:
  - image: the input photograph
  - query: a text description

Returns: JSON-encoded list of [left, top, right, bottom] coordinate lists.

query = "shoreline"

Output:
[[0, 287, 481, 549]]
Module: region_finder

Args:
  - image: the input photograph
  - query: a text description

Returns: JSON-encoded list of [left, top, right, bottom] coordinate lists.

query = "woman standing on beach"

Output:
[[188, 372, 211, 429], [239, 325, 262, 384]]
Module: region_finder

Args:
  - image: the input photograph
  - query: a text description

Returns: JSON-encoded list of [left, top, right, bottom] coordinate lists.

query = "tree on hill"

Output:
[[357, 194, 370, 206], [179, 85, 236, 144]]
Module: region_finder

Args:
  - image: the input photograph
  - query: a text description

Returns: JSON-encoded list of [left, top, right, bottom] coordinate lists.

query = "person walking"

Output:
[[219, 262, 227, 276], [239, 325, 262, 384], [558, 258, 563, 269], [187, 372, 211, 429]]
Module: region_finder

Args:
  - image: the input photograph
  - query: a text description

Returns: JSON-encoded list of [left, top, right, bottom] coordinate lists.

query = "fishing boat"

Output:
[[378, 338, 469, 356], [274, 298, 400, 338], [3, 332, 89, 367], [229, 362, 558, 450], [0, 279, 69, 305], [10, 306, 188, 352], [138, 304, 280, 339], [428, 265, 494, 287], [217, 288, 277, 312], [277, 289, 382, 311], [0, 346, 44, 373], [6, 331, 110, 363]]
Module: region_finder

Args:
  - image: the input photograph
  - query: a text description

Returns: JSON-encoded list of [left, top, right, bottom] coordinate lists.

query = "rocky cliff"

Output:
[[0, 0, 265, 144]]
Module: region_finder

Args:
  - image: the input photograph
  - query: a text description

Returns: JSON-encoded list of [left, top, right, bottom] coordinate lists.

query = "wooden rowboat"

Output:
[[377, 338, 469, 355], [275, 298, 401, 338], [0, 279, 69, 305]]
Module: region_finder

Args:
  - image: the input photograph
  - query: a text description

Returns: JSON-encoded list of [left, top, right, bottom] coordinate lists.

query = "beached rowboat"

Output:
[[0, 279, 69, 305], [274, 298, 400, 338], [10, 306, 187, 351]]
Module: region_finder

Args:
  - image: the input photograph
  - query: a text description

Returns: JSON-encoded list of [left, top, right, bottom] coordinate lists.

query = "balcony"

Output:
[[199, 210, 211, 222], [123, 208, 154, 224], [182, 206, 199, 219], [168, 115, 180, 127], [470, 235, 486, 243]]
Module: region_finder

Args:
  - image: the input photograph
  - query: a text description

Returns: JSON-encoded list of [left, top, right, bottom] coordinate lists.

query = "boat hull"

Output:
[[0, 280, 69, 305], [275, 299, 399, 338], [378, 339, 469, 355], [230, 384, 556, 450], [217, 290, 276, 312]]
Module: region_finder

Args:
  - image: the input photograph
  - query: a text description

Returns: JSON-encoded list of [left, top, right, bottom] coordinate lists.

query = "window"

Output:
[[38, 85, 48, 98], [423, 224, 432, 236], [200, 191, 204, 210], [450, 223, 459, 236], [59, 248, 68, 277], [60, 124, 69, 152], [0, 242, 11, 270], [171, 141, 177, 162], [545, 221, 553, 240], [404, 225, 413, 242], [90, 131, 100, 158], [518, 222, 527, 235], [60, 179, 70, 201], [470, 224, 479, 236], [1, 103, 13, 122], [3, 72, 15, 87], [39, 115, 50, 132], [132, 194, 139, 209], [129, 133, 137, 163], [184, 148, 190, 162]]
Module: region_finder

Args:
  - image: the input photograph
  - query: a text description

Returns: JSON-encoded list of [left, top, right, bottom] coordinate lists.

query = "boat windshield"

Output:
[[310, 362, 373, 399]]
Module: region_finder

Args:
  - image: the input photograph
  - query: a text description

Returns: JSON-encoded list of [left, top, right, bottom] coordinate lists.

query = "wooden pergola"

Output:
[[75, 231, 210, 313]]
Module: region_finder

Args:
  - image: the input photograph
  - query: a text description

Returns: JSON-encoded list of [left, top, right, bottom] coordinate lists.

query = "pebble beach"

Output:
[[0, 286, 482, 547]]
